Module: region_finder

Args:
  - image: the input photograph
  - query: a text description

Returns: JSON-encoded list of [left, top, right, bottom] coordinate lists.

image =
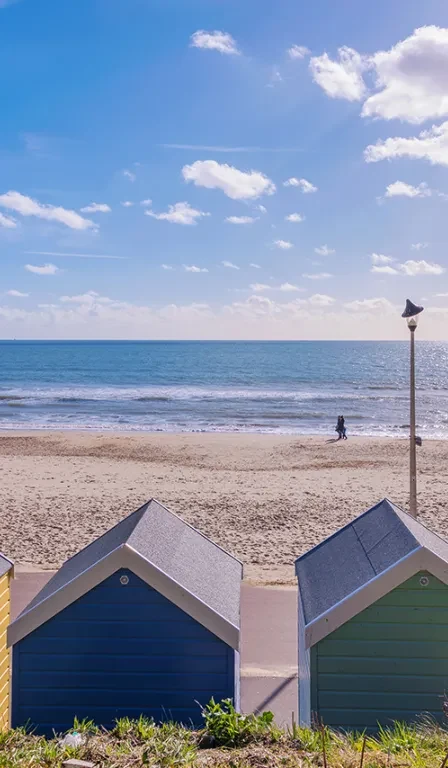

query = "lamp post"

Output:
[[401, 299, 424, 517]]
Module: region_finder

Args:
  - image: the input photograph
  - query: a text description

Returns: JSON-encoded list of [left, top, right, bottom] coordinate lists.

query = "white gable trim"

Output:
[[304, 547, 423, 648], [7, 544, 239, 650]]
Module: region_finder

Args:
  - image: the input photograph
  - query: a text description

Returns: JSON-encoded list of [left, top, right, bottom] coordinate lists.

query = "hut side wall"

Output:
[[12, 568, 236, 736], [0, 573, 10, 730], [311, 571, 448, 730]]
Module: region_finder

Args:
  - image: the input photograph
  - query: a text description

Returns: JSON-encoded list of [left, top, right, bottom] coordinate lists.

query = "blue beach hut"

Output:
[[8, 499, 242, 735], [296, 499, 448, 730]]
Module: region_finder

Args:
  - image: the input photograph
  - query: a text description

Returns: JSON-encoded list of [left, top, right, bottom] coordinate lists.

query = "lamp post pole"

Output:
[[401, 300, 424, 519], [409, 319, 417, 517]]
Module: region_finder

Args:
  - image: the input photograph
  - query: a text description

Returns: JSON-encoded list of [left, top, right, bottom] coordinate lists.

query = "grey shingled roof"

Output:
[[0, 553, 13, 579], [21, 499, 242, 627], [295, 498, 448, 626]]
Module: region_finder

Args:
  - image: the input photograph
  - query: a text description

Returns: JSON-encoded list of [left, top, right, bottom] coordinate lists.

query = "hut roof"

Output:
[[0, 553, 13, 579], [8, 499, 242, 649], [295, 499, 448, 647]]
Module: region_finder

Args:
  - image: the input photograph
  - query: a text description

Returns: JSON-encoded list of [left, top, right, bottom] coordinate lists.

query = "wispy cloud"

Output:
[[0, 212, 17, 229], [25, 263, 59, 275], [283, 177, 318, 193], [315, 245, 335, 256], [225, 215, 257, 224], [183, 160, 276, 200], [411, 242, 429, 250], [184, 265, 209, 273], [123, 169, 136, 182], [7, 289, 29, 297], [80, 202, 111, 213], [190, 30, 240, 56], [287, 44, 310, 60], [121, 201, 134, 207], [24, 251, 125, 260], [273, 239, 293, 250], [285, 213, 304, 223], [0, 191, 94, 230], [303, 272, 332, 279], [222, 260, 240, 269], [250, 263, 261, 269], [146, 201, 209, 225], [161, 264, 174, 270]]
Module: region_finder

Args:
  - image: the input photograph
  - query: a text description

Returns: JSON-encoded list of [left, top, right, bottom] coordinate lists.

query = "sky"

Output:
[[1, 0, 448, 340]]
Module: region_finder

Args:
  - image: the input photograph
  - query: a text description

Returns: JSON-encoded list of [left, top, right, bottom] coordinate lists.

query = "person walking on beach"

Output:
[[336, 415, 347, 440]]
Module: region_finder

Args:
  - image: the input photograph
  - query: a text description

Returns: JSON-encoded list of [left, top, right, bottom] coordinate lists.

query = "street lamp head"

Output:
[[402, 299, 424, 319]]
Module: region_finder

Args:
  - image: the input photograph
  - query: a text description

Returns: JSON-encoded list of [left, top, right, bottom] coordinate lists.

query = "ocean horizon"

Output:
[[0, 339, 447, 438]]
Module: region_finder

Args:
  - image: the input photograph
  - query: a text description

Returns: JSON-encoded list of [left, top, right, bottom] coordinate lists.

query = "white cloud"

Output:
[[7, 290, 28, 297], [249, 283, 271, 292], [121, 201, 134, 207], [303, 272, 332, 279], [273, 239, 293, 250], [0, 191, 95, 230], [364, 121, 448, 166], [400, 259, 445, 275], [182, 160, 276, 200], [370, 252, 444, 276], [362, 26, 448, 124], [344, 298, 395, 312], [123, 170, 136, 182], [371, 253, 394, 265], [285, 213, 304, 223], [283, 177, 317, 193], [371, 265, 399, 275], [310, 46, 368, 101], [257, 205, 267, 214], [411, 242, 429, 250], [140, 199, 152, 207], [222, 260, 240, 269], [59, 291, 113, 305], [315, 244, 335, 256], [146, 202, 209, 225], [279, 282, 301, 292], [288, 44, 310, 60], [184, 265, 209, 273], [225, 215, 257, 224], [384, 181, 432, 198], [250, 263, 261, 269], [0, 212, 17, 229], [190, 30, 240, 55], [161, 264, 174, 270], [25, 263, 59, 275], [308, 293, 335, 306], [80, 202, 111, 213]]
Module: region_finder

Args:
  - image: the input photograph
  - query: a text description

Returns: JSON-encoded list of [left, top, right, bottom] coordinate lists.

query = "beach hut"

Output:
[[0, 554, 13, 731], [296, 499, 448, 730], [8, 499, 242, 735]]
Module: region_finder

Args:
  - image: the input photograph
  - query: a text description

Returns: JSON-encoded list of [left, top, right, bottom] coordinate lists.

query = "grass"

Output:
[[1, 707, 448, 768]]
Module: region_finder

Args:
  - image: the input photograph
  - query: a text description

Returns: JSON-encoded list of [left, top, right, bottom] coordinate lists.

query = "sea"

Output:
[[0, 340, 447, 438]]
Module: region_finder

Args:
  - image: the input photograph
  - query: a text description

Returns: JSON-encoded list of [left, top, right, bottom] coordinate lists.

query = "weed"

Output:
[[201, 698, 278, 747]]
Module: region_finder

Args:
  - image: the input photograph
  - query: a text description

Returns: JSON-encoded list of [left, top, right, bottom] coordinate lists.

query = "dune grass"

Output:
[[1, 703, 448, 767]]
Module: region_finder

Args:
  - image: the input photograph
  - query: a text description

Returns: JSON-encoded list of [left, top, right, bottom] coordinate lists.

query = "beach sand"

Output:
[[1, 431, 447, 584]]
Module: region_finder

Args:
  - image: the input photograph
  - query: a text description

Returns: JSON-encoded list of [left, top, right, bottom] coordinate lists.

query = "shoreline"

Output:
[[1, 430, 446, 584]]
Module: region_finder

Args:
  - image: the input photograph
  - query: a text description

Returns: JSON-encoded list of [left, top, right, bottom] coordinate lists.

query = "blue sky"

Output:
[[1, 0, 448, 339]]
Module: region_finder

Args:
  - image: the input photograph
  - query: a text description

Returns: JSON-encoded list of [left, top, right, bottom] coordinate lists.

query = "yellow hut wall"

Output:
[[0, 573, 11, 729]]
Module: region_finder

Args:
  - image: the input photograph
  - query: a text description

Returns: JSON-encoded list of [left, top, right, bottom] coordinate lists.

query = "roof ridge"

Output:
[[294, 498, 394, 567], [138, 498, 243, 567]]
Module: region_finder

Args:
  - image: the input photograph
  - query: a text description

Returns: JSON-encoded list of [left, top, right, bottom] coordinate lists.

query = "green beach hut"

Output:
[[296, 499, 448, 730]]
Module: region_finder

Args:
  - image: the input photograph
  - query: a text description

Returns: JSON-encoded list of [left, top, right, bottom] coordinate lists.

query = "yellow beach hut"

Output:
[[0, 554, 13, 730]]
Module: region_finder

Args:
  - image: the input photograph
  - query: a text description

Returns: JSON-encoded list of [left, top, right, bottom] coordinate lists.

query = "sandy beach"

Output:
[[1, 431, 447, 584]]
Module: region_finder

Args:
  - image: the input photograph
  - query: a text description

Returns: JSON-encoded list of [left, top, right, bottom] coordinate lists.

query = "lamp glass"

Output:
[[407, 317, 418, 329]]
